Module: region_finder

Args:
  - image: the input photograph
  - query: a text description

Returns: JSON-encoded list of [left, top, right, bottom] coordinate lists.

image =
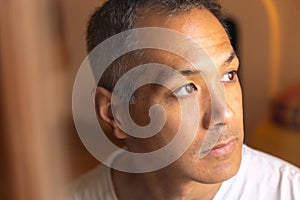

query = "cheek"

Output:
[[233, 87, 243, 119], [127, 98, 183, 152], [226, 84, 244, 138], [149, 98, 199, 149], [166, 98, 205, 148], [160, 102, 182, 140], [227, 84, 243, 116]]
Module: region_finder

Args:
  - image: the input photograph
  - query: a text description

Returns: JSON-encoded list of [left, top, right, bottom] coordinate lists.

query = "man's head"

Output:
[[87, 0, 227, 91], [89, 0, 244, 184]]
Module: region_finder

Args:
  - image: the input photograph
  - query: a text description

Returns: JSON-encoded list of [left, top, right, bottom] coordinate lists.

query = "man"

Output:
[[70, 0, 300, 199]]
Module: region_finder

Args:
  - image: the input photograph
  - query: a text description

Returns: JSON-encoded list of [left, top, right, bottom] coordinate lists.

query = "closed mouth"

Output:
[[199, 138, 237, 157]]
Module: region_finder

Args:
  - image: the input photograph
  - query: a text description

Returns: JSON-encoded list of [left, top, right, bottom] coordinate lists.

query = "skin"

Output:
[[96, 8, 244, 200]]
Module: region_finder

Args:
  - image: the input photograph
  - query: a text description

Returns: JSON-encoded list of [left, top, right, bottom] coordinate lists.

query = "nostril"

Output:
[[202, 112, 226, 130], [202, 112, 211, 130]]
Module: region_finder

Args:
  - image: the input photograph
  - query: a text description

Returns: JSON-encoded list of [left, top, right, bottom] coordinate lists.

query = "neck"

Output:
[[111, 167, 221, 200]]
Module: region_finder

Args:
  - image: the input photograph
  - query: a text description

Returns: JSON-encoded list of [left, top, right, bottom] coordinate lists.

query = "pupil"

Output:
[[186, 85, 193, 93], [229, 72, 234, 80]]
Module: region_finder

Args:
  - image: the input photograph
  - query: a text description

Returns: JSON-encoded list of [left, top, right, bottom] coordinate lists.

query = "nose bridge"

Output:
[[202, 83, 227, 129], [211, 88, 226, 125]]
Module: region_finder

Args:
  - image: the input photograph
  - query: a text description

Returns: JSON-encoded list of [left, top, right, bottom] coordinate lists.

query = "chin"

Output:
[[210, 159, 241, 183], [193, 161, 241, 184], [192, 141, 243, 184]]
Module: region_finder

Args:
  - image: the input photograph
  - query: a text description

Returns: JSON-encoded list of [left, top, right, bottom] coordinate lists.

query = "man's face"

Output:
[[123, 8, 244, 183]]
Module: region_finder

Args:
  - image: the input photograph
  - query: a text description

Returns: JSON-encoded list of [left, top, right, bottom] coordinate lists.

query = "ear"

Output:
[[95, 87, 128, 139]]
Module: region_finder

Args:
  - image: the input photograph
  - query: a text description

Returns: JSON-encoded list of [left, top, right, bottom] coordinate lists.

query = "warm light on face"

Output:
[[73, 9, 244, 183]]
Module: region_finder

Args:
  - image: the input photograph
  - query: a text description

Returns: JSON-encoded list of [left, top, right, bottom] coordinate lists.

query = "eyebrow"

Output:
[[179, 69, 201, 76], [224, 51, 237, 66], [178, 50, 237, 76]]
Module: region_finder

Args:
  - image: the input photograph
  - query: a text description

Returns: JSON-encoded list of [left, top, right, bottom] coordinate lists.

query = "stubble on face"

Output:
[[121, 8, 244, 185]]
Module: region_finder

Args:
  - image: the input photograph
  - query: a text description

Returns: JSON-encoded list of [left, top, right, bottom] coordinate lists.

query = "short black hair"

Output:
[[86, 0, 226, 91]]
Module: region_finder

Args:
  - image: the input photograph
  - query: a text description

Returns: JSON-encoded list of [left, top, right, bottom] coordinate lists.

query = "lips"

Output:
[[208, 139, 236, 156], [198, 136, 238, 158], [212, 141, 232, 150]]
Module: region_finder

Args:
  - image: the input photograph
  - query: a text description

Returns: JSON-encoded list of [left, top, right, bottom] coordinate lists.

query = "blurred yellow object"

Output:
[[249, 120, 300, 167]]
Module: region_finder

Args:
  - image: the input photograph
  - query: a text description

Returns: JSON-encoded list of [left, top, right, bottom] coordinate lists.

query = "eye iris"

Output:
[[185, 84, 194, 93], [228, 72, 234, 80]]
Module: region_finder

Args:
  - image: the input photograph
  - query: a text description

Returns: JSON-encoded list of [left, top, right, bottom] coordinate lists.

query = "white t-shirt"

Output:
[[70, 145, 300, 200]]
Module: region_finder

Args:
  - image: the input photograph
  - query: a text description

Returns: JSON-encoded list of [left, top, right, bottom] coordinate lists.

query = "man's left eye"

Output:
[[221, 70, 238, 82]]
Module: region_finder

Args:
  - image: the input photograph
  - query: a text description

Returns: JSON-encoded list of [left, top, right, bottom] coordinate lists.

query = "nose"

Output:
[[202, 86, 232, 130]]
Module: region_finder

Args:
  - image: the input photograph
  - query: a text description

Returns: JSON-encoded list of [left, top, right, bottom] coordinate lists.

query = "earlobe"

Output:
[[95, 87, 128, 139]]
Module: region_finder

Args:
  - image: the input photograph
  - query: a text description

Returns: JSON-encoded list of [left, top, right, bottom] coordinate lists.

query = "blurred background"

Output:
[[0, 0, 299, 199]]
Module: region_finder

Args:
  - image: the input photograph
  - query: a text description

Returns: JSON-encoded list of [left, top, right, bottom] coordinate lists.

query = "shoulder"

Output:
[[216, 145, 300, 199], [67, 165, 116, 200], [231, 145, 300, 199], [67, 149, 126, 200], [242, 145, 300, 177]]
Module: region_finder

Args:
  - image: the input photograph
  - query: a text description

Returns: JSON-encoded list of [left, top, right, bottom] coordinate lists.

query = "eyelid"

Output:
[[229, 70, 238, 75]]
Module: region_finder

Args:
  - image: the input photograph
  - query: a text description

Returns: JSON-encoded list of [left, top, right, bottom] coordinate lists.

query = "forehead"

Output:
[[134, 8, 233, 69]]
